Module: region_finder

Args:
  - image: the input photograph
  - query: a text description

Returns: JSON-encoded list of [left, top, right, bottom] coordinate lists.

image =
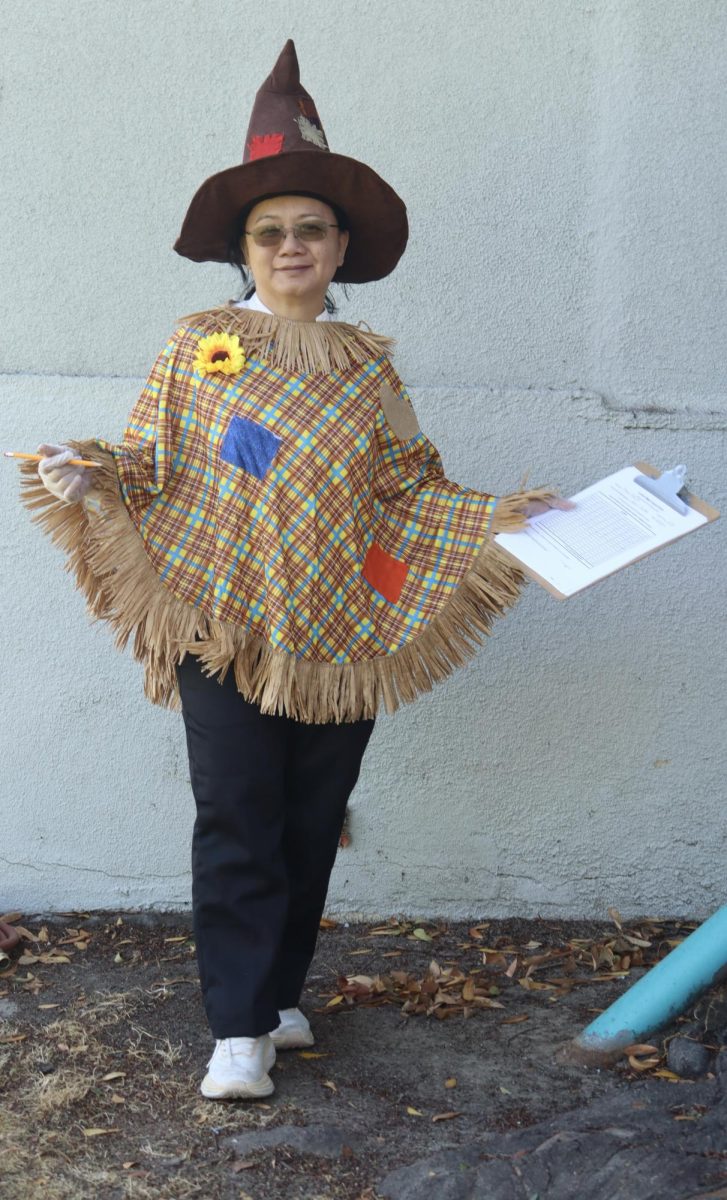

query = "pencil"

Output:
[[4, 451, 98, 469]]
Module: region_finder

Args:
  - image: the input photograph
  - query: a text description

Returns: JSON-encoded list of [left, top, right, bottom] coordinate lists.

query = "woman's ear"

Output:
[[337, 229, 350, 267]]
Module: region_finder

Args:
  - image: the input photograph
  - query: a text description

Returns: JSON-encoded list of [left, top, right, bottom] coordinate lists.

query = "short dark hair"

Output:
[[225, 194, 350, 313]]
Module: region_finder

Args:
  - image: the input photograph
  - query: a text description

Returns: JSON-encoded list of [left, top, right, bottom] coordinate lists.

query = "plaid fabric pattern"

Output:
[[97, 322, 496, 665]]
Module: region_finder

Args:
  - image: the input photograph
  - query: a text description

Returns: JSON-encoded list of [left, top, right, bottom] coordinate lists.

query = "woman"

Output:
[[25, 41, 565, 1100]]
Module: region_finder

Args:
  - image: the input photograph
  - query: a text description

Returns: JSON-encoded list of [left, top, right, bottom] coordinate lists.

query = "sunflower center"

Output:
[[211, 350, 230, 363]]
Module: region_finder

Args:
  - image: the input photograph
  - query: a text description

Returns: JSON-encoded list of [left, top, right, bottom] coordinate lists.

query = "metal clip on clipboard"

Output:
[[634, 464, 690, 516]]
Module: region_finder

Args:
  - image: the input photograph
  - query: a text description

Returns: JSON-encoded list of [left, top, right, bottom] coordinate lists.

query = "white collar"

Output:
[[234, 292, 332, 322]]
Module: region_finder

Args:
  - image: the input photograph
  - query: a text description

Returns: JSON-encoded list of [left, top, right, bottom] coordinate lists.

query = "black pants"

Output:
[[176, 656, 375, 1038]]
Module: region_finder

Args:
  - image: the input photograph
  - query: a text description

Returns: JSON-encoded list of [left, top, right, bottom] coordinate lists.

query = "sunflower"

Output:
[[194, 332, 246, 376]]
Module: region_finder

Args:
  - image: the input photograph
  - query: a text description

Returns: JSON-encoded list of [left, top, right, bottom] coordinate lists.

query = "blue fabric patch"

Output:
[[220, 415, 281, 480]]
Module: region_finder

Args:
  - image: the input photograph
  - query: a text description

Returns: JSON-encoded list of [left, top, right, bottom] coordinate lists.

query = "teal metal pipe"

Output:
[[563, 905, 727, 1065]]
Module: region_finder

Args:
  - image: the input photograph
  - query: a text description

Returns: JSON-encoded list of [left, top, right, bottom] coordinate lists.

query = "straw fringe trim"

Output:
[[177, 305, 396, 375], [19, 447, 547, 723]]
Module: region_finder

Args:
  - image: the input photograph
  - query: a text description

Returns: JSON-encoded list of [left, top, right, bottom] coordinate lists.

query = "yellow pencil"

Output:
[[4, 451, 98, 469]]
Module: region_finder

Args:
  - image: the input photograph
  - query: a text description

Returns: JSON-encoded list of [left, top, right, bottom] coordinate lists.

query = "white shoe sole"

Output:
[[270, 1027, 315, 1050], [200, 1070, 275, 1100]]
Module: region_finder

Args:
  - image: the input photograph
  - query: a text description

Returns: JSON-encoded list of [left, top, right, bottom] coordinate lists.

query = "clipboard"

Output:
[[495, 462, 720, 600]]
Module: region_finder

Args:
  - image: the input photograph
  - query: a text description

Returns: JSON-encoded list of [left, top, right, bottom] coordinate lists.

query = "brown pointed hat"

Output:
[[174, 40, 408, 283]]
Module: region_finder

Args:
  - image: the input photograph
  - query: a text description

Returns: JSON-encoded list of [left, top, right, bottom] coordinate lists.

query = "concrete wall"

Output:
[[1, 0, 725, 919]]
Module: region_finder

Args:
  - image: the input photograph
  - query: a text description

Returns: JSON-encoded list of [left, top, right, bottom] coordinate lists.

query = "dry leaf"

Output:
[[232, 1160, 257, 1173], [444, 1077, 457, 1089], [406, 1106, 424, 1116], [122, 1162, 139, 1170], [319, 917, 338, 929], [322, 1079, 337, 1092], [37, 1004, 61, 1010], [102, 1071, 127, 1082], [298, 1052, 328, 1059], [505, 958, 519, 978], [608, 907, 623, 930], [325, 995, 344, 1008], [412, 928, 433, 942], [83, 1128, 116, 1137], [502, 1014, 529, 1025], [623, 1043, 660, 1056], [628, 1054, 660, 1072], [432, 1111, 461, 1122]]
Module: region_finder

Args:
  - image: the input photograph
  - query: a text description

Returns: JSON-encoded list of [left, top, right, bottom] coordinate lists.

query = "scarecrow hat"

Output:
[[174, 39, 408, 284]]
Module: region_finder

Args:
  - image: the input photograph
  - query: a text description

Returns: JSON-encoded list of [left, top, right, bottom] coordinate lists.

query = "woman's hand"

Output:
[[525, 495, 576, 518], [37, 443, 93, 504]]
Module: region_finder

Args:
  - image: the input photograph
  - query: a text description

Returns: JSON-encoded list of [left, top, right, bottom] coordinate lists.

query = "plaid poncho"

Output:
[[20, 306, 551, 721]]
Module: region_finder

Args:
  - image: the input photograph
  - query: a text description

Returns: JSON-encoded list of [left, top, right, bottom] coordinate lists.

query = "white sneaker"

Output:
[[200, 1034, 276, 1099], [270, 1007, 315, 1050]]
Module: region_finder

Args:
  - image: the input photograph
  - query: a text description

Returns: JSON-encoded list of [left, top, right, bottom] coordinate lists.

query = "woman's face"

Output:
[[241, 195, 349, 316]]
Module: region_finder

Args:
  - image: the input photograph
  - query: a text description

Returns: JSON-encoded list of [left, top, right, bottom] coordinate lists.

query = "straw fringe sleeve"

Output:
[[17, 310, 558, 722]]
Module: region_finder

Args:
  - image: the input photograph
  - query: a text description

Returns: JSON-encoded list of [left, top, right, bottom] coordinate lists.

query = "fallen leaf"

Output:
[[444, 1077, 457, 1089], [0, 1033, 27, 1044], [298, 1052, 328, 1059], [502, 1014, 529, 1025], [325, 995, 344, 1008], [110, 1094, 125, 1104], [164, 936, 188, 943], [406, 1106, 424, 1116], [37, 1004, 61, 1010], [623, 1043, 660, 1056], [505, 958, 519, 978], [628, 1054, 660, 1072], [232, 1160, 257, 1172], [653, 1069, 682, 1081], [113, 953, 124, 964], [412, 928, 433, 942], [322, 1079, 337, 1092], [608, 906, 623, 930], [122, 1162, 139, 1170], [319, 917, 338, 929], [432, 1111, 461, 1122], [102, 1071, 127, 1082], [82, 1128, 116, 1137]]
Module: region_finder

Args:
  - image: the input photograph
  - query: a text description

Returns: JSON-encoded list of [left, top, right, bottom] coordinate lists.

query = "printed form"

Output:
[[494, 466, 708, 598]]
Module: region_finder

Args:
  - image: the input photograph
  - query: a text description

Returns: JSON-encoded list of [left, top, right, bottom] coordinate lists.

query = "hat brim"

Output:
[[173, 151, 408, 284]]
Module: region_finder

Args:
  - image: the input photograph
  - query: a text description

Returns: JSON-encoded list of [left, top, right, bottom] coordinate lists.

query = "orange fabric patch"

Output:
[[362, 542, 408, 604], [249, 133, 285, 160]]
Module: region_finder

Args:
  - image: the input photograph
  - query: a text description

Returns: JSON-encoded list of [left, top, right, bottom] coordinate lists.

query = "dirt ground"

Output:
[[1, 910, 725, 1200]]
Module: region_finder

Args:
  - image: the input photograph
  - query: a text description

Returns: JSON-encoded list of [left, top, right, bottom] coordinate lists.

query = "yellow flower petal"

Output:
[[194, 332, 245, 376]]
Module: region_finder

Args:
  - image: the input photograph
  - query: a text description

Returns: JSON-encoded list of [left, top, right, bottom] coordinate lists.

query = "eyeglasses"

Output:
[[244, 221, 339, 247]]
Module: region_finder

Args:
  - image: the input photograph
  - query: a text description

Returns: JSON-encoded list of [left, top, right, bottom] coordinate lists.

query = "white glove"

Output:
[[37, 443, 93, 504]]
